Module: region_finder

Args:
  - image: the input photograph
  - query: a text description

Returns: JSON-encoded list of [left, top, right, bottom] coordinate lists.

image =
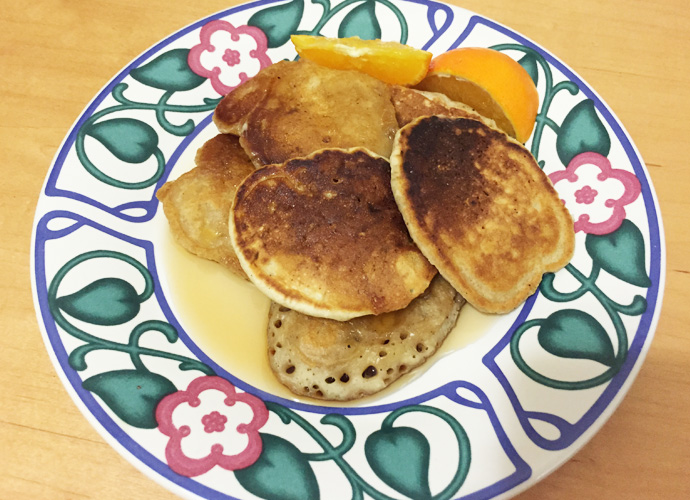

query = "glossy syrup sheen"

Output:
[[159, 229, 497, 406]]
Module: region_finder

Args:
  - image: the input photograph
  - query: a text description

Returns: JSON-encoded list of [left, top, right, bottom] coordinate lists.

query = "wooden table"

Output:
[[2, 0, 688, 498]]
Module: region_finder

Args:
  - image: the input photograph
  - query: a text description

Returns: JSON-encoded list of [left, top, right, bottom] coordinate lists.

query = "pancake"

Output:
[[230, 147, 437, 320], [390, 115, 575, 313], [267, 275, 464, 401], [213, 60, 399, 167], [156, 134, 255, 279], [390, 85, 493, 127]]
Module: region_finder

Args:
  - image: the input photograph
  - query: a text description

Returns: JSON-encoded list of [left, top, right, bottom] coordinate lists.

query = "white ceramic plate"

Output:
[[31, 1, 665, 498]]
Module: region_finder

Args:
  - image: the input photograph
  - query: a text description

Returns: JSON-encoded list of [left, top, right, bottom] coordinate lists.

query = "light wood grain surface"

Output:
[[2, 0, 688, 498]]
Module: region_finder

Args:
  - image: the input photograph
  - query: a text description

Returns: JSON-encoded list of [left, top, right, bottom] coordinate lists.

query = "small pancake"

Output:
[[156, 134, 255, 279], [390, 85, 493, 127], [214, 60, 399, 167], [230, 147, 437, 320], [390, 115, 575, 313], [267, 275, 464, 401]]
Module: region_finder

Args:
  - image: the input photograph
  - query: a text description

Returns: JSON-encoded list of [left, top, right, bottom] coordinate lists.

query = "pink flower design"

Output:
[[188, 20, 271, 95], [156, 376, 269, 477], [222, 49, 241, 67], [574, 185, 598, 205], [549, 152, 641, 235], [202, 411, 228, 433]]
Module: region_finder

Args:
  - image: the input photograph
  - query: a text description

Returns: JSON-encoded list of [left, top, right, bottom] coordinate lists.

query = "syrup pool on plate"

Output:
[[158, 230, 498, 405]]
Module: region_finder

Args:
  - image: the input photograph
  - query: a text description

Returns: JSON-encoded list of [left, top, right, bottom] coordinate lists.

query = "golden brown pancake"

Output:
[[213, 60, 399, 167], [267, 275, 464, 401], [230, 147, 437, 320], [390, 85, 492, 127], [157, 134, 255, 279], [390, 115, 575, 313]]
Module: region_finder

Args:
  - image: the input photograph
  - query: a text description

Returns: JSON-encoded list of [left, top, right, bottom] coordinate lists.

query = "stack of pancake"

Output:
[[157, 59, 574, 401]]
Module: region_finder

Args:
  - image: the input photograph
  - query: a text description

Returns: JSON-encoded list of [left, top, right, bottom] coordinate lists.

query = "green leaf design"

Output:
[[365, 426, 431, 499], [82, 370, 176, 428], [338, 0, 382, 40], [518, 52, 539, 86], [556, 99, 611, 165], [130, 48, 205, 92], [56, 277, 140, 326], [85, 118, 159, 164], [248, 0, 304, 49], [538, 309, 616, 366], [234, 433, 319, 500], [586, 219, 652, 287]]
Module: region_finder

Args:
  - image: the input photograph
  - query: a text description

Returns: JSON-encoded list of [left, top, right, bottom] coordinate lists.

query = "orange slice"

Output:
[[415, 47, 539, 143], [291, 35, 432, 86]]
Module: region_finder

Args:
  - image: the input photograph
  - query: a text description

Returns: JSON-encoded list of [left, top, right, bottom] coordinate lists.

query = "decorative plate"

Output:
[[31, 0, 665, 498]]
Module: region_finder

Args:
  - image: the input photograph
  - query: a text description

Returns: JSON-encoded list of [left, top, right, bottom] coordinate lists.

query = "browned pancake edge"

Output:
[[156, 134, 256, 279], [390, 85, 492, 128]]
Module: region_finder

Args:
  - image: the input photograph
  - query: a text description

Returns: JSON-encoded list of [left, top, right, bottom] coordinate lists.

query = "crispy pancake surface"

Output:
[[230, 147, 436, 320], [157, 134, 255, 279], [214, 60, 398, 167], [267, 275, 464, 401], [390, 86, 491, 127], [391, 116, 575, 313]]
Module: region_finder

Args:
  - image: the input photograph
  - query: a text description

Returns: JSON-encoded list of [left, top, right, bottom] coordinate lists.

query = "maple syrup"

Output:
[[158, 228, 497, 406]]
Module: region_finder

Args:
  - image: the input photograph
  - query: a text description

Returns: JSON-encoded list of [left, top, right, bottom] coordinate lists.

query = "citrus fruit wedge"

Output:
[[291, 35, 432, 86], [415, 47, 539, 143]]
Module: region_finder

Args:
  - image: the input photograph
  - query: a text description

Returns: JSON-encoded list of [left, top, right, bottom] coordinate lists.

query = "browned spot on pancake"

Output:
[[231, 148, 436, 319], [391, 116, 575, 313], [248, 151, 412, 261], [401, 116, 493, 237]]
